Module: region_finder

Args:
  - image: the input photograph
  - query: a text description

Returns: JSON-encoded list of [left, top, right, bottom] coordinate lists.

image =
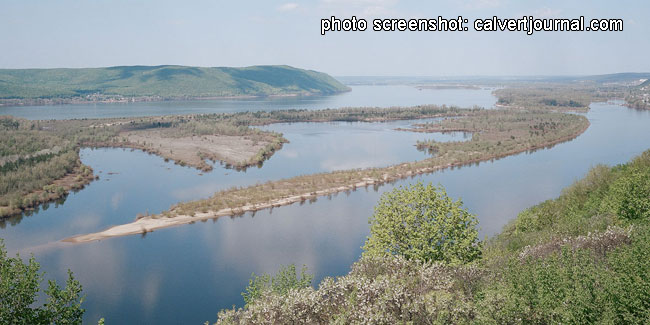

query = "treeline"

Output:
[[215, 150, 650, 324], [0, 104, 468, 217], [0, 117, 96, 218], [493, 84, 624, 111], [413, 109, 589, 159]]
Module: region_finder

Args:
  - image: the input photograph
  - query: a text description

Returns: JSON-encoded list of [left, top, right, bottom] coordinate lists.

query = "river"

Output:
[[1, 86, 648, 324]]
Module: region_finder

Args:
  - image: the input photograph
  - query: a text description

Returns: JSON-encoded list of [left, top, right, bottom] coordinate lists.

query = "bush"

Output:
[[363, 182, 481, 265], [605, 168, 650, 220], [242, 264, 313, 306]]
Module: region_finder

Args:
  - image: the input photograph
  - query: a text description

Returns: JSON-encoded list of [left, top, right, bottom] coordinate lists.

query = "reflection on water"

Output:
[[0, 93, 649, 323], [0, 85, 497, 120]]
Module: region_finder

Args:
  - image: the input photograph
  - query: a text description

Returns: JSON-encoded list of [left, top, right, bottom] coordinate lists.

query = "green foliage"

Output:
[[218, 150, 650, 324], [0, 240, 85, 324], [219, 255, 481, 324], [496, 150, 650, 254], [605, 166, 650, 220], [242, 264, 313, 306], [363, 181, 481, 265], [485, 226, 650, 324], [0, 65, 349, 100]]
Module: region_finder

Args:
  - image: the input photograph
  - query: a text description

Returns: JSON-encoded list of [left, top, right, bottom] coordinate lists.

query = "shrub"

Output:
[[242, 264, 313, 306]]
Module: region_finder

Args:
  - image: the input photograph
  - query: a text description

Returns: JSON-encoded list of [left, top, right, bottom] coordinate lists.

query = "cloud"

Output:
[[278, 3, 299, 12]]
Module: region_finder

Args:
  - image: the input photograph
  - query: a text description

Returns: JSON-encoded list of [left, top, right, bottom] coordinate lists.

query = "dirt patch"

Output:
[[119, 130, 276, 171]]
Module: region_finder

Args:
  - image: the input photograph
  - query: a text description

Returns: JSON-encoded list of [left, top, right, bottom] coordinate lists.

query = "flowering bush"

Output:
[[217, 256, 481, 324]]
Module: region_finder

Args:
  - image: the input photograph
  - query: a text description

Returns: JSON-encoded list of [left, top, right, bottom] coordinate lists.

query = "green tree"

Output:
[[363, 182, 481, 264], [0, 240, 85, 324], [607, 168, 650, 220], [242, 264, 313, 306]]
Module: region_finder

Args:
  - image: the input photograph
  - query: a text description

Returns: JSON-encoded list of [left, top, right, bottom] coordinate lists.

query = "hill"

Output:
[[0, 65, 349, 104]]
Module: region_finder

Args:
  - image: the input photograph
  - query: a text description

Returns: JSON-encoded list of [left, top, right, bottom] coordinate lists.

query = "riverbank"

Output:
[[0, 91, 350, 108], [0, 162, 96, 218], [63, 109, 590, 243], [0, 105, 472, 224]]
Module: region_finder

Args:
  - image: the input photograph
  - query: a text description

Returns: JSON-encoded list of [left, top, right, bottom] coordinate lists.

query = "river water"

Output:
[[0, 85, 495, 120], [1, 86, 649, 324]]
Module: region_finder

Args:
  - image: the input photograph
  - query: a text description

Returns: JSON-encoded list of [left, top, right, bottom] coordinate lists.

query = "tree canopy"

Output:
[[363, 181, 481, 264]]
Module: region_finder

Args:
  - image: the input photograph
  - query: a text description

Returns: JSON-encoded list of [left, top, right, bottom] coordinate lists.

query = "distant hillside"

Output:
[[579, 72, 650, 84], [0, 65, 349, 104]]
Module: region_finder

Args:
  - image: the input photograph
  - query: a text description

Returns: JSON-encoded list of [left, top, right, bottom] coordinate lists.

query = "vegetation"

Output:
[[241, 264, 313, 307], [493, 84, 623, 111], [0, 240, 86, 324], [62, 107, 591, 243], [160, 109, 588, 222], [1, 104, 470, 219], [0, 117, 95, 218], [363, 182, 481, 265], [215, 150, 650, 324], [0, 65, 349, 106], [411, 109, 588, 157], [624, 79, 650, 110]]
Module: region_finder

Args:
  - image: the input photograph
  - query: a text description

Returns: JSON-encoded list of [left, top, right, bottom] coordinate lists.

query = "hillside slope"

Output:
[[216, 149, 650, 324], [0, 65, 349, 102]]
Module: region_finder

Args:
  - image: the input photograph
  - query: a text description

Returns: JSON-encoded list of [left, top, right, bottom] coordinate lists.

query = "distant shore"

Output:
[[0, 91, 349, 108]]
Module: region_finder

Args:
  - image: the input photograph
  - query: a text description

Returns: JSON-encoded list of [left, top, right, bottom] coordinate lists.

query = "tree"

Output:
[[0, 240, 85, 324], [242, 264, 313, 306], [607, 168, 650, 220], [363, 182, 481, 264]]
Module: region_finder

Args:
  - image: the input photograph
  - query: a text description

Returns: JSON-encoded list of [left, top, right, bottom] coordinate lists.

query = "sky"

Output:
[[0, 0, 648, 76]]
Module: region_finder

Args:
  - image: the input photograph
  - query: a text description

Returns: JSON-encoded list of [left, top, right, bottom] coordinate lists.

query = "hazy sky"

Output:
[[1, 0, 648, 76]]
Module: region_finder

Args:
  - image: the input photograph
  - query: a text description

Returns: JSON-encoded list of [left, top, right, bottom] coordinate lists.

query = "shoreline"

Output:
[[0, 163, 96, 219], [62, 120, 589, 243], [0, 90, 351, 108]]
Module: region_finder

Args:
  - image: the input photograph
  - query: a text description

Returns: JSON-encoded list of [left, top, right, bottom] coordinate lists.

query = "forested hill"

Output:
[[0, 65, 349, 102]]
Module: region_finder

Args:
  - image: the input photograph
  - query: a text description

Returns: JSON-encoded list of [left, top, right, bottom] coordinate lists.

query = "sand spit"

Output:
[[62, 171, 437, 243]]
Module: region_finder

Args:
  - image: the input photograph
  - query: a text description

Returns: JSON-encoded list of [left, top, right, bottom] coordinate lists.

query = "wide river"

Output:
[[1, 86, 649, 324]]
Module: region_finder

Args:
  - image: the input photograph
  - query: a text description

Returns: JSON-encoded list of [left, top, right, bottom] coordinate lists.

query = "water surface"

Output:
[[0, 85, 496, 120], [0, 88, 648, 324]]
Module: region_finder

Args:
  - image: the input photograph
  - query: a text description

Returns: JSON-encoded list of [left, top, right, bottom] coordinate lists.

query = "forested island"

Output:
[[0, 65, 349, 107]]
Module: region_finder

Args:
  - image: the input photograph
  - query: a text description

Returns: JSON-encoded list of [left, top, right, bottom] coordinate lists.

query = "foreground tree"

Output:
[[363, 182, 481, 264], [0, 240, 85, 324]]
